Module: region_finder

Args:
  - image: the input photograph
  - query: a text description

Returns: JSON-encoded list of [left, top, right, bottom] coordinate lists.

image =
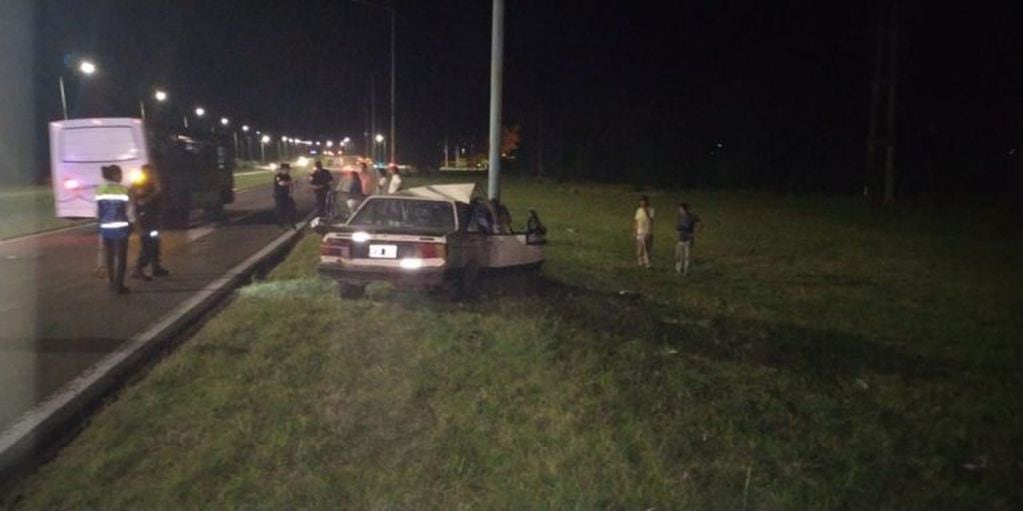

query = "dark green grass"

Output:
[[0, 187, 86, 239], [6, 177, 1022, 509]]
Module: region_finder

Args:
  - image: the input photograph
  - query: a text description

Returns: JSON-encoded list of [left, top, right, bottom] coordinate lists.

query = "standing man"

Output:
[[273, 163, 296, 228], [633, 195, 655, 268], [96, 165, 132, 294], [385, 163, 402, 194], [674, 202, 703, 276], [309, 160, 333, 217], [130, 164, 170, 280]]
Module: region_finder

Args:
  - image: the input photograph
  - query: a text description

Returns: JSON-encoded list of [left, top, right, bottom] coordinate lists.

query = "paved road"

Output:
[[0, 178, 321, 429]]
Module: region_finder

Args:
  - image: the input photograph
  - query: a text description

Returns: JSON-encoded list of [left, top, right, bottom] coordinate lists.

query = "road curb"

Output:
[[0, 215, 314, 485]]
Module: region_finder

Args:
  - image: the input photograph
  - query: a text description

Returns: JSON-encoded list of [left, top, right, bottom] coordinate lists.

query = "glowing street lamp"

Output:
[[260, 134, 271, 163], [242, 125, 250, 132], [194, 107, 205, 117], [220, 117, 229, 126], [78, 60, 96, 75], [375, 133, 386, 163], [58, 59, 98, 120], [154, 90, 168, 102]]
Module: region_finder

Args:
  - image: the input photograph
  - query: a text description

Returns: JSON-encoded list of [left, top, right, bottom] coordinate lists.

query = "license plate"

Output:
[[368, 244, 397, 258]]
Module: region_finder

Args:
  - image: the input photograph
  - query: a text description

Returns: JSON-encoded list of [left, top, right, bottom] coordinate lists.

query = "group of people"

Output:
[[633, 195, 703, 275], [95, 164, 169, 294], [272, 160, 403, 227]]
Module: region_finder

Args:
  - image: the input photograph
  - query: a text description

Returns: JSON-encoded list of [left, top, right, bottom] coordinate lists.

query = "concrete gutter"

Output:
[[0, 215, 313, 484]]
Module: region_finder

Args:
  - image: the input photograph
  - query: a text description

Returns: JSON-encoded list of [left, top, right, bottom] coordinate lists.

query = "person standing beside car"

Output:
[[633, 195, 655, 268], [385, 163, 402, 194], [96, 165, 132, 294], [309, 160, 333, 217], [273, 163, 296, 229]]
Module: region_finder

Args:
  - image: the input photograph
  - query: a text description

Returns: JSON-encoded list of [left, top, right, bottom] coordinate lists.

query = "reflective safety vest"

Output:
[[96, 182, 131, 239]]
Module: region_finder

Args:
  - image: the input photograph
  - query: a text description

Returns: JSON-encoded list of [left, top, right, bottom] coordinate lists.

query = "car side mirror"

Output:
[[311, 216, 330, 235]]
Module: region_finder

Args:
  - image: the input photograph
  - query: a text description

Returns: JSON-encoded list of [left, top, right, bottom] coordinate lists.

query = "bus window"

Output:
[[61, 127, 141, 163]]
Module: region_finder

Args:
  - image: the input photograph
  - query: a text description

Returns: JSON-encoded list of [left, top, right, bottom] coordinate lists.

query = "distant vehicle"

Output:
[[316, 183, 544, 299], [49, 117, 235, 227]]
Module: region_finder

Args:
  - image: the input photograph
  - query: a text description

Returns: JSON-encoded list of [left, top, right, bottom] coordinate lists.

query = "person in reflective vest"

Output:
[[96, 165, 132, 294], [130, 164, 170, 280]]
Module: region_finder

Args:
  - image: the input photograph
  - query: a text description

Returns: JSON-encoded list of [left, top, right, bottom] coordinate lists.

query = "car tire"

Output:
[[338, 282, 365, 299]]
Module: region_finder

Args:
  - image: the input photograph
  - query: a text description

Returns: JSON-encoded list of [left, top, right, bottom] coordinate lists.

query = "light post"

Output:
[[352, 0, 396, 163], [58, 59, 97, 120], [140, 88, 168, 121], [260, 134, 270, 164], [375, 133, 386, 165], [242, 125, 250, 160]]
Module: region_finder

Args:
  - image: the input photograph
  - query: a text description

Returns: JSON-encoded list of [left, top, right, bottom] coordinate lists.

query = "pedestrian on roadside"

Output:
[[345, 162, 366, 214], [130, 164, 170, 280], [633, 195, 655, 268], [96, 165, 132, 294], [273, 163, 296, 229], [309, 160, 333, 217], [385, 163, 402, 194], [674, 202, 703, 276]]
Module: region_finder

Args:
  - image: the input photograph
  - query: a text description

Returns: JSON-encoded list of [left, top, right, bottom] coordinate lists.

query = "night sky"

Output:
[[34, 0, 1023, 193]]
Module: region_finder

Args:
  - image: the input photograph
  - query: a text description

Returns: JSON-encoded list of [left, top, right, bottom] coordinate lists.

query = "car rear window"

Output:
[[350, 198, 455, 231]]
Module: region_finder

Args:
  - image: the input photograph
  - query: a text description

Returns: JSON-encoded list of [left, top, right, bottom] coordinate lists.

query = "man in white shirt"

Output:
[[633, 195, 655, 268], [385, 164, 402, 194]]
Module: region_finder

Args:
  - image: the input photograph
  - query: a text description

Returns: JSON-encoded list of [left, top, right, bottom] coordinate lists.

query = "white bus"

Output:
[[49, 118, 149, 218], [49, 118, 236, 226]]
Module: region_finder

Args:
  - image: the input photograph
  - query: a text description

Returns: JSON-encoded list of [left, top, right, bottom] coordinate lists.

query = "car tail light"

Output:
[[416, 243, 446, 259], [320, 237, 351, 258]]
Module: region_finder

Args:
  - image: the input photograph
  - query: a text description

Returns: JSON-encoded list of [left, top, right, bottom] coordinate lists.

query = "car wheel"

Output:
[[338, 282, 366, 299]]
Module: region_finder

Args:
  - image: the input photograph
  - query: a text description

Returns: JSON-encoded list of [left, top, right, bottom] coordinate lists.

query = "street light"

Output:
[[220, 117, 229, 126], [78, 60, 96, 75], [242, 125, 249, 132], [374, 133, 386, 164], [58, 59, 98, 120], [141, 88, 168, 121], [260, 134, 271, 163], [352, 0, 396, 163], [195, 107, 205, 117]]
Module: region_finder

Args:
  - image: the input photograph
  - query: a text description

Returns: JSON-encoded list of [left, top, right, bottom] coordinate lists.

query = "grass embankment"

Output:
[[0, 186, 86, 239], [6, 178, 1022, 509]]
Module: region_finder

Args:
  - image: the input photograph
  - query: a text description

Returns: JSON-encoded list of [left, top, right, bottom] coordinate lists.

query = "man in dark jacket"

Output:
[[309, 160, 333, 217], [130, 164, 170, 280], [273, 163, 296, 228]]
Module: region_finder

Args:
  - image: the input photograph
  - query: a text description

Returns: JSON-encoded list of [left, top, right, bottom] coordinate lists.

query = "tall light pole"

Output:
[[487, 0, 505, 199], [260, 134, 270, 164], [242, 125, 250, 160], [353, 0, 396, 163], [58, 59, 97, 120], [375, 133, 385, 165]]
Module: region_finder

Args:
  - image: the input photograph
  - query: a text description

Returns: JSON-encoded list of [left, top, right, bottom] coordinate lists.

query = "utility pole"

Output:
[[487, 0, 505, 199], [865, 2, 899, 204], [444, 137, 449, 167], [370, 74, 376, 162], [883, 2, 898, 205], [537, 103, 544, 178], [864, 7, 884, 199]]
